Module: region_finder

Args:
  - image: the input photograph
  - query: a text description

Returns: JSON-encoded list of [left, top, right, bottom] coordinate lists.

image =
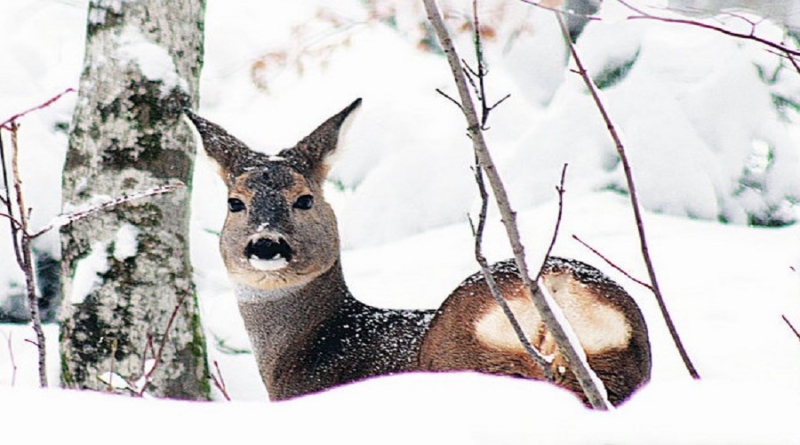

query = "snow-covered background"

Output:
[[1, 0, 800, 443]]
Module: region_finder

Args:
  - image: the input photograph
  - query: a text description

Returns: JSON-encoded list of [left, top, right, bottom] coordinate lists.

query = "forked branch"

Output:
[[423, 0, 611, 410], [211, 360, 232, 401], [1, 123, 48, 388]]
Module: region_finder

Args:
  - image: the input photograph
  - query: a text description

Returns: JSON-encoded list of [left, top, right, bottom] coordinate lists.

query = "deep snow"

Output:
[[2, 1, 800, 443]]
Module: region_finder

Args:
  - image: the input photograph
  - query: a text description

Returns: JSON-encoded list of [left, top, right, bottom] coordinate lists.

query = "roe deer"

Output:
[[185, 99, 651, 405]]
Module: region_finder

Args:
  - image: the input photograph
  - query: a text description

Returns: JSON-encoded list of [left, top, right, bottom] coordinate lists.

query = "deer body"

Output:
[[186, 99, 651, 404]]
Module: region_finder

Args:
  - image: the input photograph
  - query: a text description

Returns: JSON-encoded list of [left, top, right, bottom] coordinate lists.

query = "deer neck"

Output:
[[235, 259, 434, 400], [236, 259, 351, 363]]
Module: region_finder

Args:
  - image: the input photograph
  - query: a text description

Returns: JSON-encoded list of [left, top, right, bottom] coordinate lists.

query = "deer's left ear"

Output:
[[184, 109, 268, 186], [281, 98, 362, 184]]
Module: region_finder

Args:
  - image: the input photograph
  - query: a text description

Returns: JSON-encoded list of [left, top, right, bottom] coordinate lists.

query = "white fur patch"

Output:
[[248, 256, 288, 271], [475, 276, 631, 355], [476, 299, 542, 352]]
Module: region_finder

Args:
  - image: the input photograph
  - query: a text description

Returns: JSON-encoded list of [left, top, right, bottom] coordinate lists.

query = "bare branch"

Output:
[[0, 211, 22, 230], [783, 315, 800, 343], [211, 361, 232, 401], [0, 127, 24, 268], [31, 183, 185, 239], [488, 93, 512, 115], [572, 234, 653, 291], [2, 331, 18, 386], [137, 294, 189, 397], [0, 89, 77, 388], [469, 0, 506, 130], [3, 123, 48, 387], [435, 88, 464, 111], [423, 0, 611, 410], [787, 53, 800, 76], [471, 158, 553, 378], [0, 87, 75, 130], [618, 0, 800, 57], [11, 123, 31, 243], [552, 9, 700, 379], [535, 163, 568, 282]]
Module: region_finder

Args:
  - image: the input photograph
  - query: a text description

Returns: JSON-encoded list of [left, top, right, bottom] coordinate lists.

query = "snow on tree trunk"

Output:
[[59, 0, 209, 400]]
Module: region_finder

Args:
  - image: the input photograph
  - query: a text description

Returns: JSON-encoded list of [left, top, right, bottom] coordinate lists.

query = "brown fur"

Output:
[[419, 258, 651, 406], [185, 99, 651, 405]]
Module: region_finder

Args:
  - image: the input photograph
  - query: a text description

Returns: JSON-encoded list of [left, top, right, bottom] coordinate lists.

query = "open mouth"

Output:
[[245, 237, 293, 271]]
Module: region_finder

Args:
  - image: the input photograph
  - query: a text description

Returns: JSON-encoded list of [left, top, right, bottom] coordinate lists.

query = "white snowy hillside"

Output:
[[2, 0, 800, 443]]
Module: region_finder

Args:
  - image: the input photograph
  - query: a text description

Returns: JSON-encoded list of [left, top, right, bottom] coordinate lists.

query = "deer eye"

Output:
[[228, 198, 246, 213], [293, 194, 314, 210]]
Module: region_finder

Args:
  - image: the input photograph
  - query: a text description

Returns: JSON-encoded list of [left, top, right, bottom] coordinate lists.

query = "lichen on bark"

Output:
[[60, 0, 209, 400]]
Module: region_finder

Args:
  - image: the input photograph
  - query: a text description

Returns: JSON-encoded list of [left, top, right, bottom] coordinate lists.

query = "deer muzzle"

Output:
[[244, 236, 293, 271]]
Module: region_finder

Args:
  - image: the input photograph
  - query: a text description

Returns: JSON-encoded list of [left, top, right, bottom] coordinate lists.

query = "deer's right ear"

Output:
[[184, 109, 259, 185], [280, 98, 362, 185]]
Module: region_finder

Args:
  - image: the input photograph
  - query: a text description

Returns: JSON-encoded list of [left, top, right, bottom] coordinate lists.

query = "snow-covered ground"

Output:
[[2, 1, 800, 443]]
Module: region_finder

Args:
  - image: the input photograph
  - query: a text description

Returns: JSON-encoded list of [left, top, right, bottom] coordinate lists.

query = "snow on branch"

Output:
[[31, 183, 185, 239]]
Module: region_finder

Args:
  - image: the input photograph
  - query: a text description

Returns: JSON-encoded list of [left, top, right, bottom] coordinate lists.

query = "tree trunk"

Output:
[[59, 0, 209, 400]]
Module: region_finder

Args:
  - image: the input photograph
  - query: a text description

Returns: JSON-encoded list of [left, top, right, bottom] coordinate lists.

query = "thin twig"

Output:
[[31, 183, 185, 239], [2, 331, 18, 386], [553, 9, 700, 379], [468, 0, 511, 130], [572, 234, 653, 291], [0, 87, 75, 130], [0, 128, 24, 268], [471, 158, 552, 378], [211, 360, 232, 401], [423, 0, 611, 410], [535, 163, 568, 281], [6, 124, 48, 388], [137, 294, 189, 397], [783, 315, 800, 343], [1, 89, 80, 388], [618, 0, 800, 57], [0, 212, 23, 229], [435, 88, 464, 111]]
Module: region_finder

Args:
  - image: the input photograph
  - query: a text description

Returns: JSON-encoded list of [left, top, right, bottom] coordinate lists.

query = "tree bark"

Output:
[[59, 0, 209, 399]]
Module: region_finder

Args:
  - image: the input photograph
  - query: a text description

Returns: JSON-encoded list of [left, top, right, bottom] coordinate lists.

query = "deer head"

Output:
[[185, 99, 361, 294]]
